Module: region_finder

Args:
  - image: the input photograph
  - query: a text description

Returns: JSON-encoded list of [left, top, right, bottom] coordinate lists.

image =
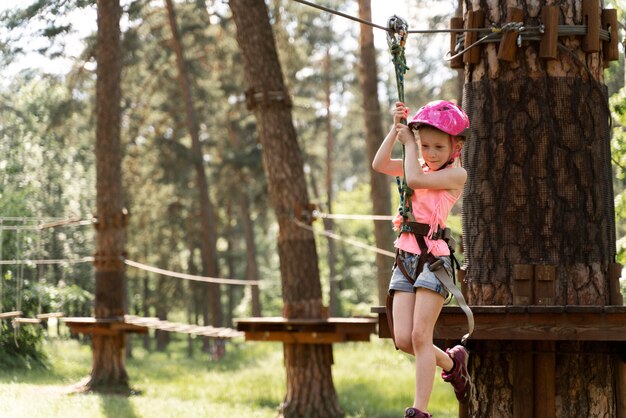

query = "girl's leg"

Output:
[[435, 345, 454, 372], [412, 288, 445, 411], [392, 290, 416, 354]]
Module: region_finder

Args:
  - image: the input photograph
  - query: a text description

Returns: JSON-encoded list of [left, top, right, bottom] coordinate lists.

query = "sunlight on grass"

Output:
[[0, 336, 458, 418]]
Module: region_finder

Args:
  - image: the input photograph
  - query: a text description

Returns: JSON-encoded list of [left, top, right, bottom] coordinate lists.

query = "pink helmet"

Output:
[[408, 100, 470, 137]]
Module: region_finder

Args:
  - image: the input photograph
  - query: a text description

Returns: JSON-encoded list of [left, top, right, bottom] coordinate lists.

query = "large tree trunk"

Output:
[[88, 0, 128, 391], [164, 0, 222, 328], [461, 2, 619, 416], [357, 0, 395, 305], [229, 1, 342, 417]]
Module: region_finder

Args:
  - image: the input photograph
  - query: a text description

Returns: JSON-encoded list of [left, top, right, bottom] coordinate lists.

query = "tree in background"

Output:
[[230, 0, 342, 416], [85, 0, 128, 391]]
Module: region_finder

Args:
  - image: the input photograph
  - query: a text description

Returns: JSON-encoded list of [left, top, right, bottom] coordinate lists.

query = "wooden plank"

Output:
[[370, 305, 626, 341], [13, 318, 41, 324], [513, 341, 534, 418], [0, 311, 23, 319], [539, 6, 559, 60], [244, 331, 351, 344], [616, 358, 626, 418], [236, 317, 377, 335], [66, 325, 118, 336], [62, 317, 124, 324], [36, 312, 64, 319], [497, 7, 524, 62], [533, 341, 555, 418]]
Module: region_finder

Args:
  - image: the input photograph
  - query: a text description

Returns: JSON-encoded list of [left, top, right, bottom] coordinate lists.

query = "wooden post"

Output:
[[513, 341, 534, 418], [534, 265, 556, 305], [513, 264, 533, 305], [539, 6, 559, 60], [609, 263, 624, 305], [464, 10, 484, 64], [449, 17, 464, 69], [601, 9, 619, 63], [582, 0, 600, 52], [616, 358, 626, 418], [497, 8, 524, 62], [533, 341, 556, 418]]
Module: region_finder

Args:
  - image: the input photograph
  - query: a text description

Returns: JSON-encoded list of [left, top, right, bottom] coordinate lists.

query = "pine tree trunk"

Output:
[[164, 0, 222, 327], [230, 1, 342, 417], [357, 0, 395, 305], [462, 2, 618, 416], [87, 0, 128, 392]]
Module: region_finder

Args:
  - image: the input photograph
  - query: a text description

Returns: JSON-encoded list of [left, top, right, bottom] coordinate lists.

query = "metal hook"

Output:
[[386, 15, 409, 47]]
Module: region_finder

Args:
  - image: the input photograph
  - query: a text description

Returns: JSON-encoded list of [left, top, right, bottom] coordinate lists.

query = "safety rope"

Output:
[[386, 16, 415, 225], [387, 15, 474, 344]]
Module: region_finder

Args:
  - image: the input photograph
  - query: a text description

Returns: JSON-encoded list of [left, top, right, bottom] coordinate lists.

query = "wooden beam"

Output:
[[243, 331, 371, 344], [513, 341, 534, 418], [13, 318, 41, 324], [0, 311, 23, 319], [236, 317, 377, 344], [533, 341, 556, 418], [371, 306, 626, 341]]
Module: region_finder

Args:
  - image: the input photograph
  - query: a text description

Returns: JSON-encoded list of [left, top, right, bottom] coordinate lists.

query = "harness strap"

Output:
[[429, 265, 474, 344], [387, 222, 474, 347]]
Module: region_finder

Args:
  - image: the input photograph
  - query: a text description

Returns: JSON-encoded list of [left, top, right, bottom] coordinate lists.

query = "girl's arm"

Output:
[[371, 102, 406, 177], [399, 127, 467, 191]]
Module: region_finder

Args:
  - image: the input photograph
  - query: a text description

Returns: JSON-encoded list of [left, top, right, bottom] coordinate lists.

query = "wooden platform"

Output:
[[371, 305, 626, 341], [62, 316, 242, 338], [235, 317, 378, 344], [62, 317, 148, 336]]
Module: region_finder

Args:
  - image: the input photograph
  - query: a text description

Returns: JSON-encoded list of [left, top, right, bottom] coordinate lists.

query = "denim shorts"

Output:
[[389, 251, 451, 298]]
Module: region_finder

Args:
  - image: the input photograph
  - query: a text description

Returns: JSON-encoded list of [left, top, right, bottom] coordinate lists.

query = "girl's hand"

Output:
[[393, 101, 409, 125], [395, 123, 414, 145]]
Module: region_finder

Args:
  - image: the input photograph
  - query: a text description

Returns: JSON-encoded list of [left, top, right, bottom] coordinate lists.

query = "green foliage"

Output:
[[611, 87, 626, 264], [0, 321, 47, 370]]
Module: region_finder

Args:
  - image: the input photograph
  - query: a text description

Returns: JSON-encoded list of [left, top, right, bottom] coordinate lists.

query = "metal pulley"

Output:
[[386, 15, 409, 48]]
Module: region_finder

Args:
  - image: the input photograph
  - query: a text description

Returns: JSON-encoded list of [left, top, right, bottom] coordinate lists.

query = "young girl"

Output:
[[372, 100, 472, 418]]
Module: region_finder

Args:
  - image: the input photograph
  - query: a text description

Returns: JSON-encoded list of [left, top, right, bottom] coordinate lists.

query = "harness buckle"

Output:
[[429, 258, 444, 272]]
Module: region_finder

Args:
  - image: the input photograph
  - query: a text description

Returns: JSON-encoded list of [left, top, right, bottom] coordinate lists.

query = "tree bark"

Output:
[[229, 1, 342, 417], [462, 2, 618, 416], [357, 0, 395, 305], [164, 0, 222, 327], [87, 0, 128, 392]]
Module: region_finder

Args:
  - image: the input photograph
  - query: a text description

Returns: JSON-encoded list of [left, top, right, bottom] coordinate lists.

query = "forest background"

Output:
[[0, 0, 625, 367]]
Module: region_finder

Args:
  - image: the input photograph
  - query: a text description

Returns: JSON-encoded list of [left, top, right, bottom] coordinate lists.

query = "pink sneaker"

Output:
[[404, 407, 431, 418], [441, 345, 473, 402]]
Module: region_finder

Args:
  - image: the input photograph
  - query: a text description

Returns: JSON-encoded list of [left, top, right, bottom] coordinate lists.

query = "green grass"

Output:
[[0, 336, 458, 418]]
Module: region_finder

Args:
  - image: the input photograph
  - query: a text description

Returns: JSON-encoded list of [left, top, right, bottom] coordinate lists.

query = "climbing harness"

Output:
[[385, 16, 474, 346]]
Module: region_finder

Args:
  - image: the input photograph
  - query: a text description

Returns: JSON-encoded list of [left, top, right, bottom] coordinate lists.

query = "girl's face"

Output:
[[417, 127, 454, 170]]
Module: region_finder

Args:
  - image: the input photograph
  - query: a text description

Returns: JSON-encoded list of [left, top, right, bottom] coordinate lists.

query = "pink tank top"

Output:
[[393, 173, 461, 256]]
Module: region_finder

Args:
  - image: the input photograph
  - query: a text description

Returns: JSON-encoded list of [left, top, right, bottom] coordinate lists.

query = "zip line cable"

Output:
[[291, 0, 613, 64], [312, 210, 395, 221], [290, 0, 480, 34], [292, 218, 396, 258]]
